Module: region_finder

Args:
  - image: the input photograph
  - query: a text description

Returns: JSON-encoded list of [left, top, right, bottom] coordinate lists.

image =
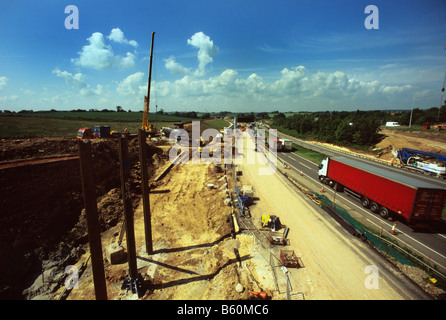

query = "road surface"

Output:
[[237, 132, 431, 299], [273, 130, 446, 278]]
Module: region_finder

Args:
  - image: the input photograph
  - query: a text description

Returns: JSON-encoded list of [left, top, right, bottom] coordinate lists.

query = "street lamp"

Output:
[[409, 95, 421, 128], [438, 72, 446, 122]]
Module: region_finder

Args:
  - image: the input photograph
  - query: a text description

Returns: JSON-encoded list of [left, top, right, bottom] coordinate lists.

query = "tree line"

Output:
[[271, 106, 446, 148]]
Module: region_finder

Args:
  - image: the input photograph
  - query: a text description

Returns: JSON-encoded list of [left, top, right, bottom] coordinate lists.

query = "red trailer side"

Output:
[[323, 157, 445, 225]]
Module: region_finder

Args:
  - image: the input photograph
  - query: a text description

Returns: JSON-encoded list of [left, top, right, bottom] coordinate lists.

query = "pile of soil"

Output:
[[0, 137, 78, 162], [376, 129, 446, 161]]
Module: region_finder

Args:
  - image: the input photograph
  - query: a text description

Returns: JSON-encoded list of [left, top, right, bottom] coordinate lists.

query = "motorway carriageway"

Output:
[[274, 132, 446, 278]]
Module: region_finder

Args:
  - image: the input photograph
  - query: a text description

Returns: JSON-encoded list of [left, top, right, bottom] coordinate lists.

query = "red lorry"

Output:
[[318, 157, 446, 227]]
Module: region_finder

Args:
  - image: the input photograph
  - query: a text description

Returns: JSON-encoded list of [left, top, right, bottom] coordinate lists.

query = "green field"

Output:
[[200, 119, 230, 131], [11, 111, 196, 123], [292, 143, 327, 164], [0, 112, 229, 137]]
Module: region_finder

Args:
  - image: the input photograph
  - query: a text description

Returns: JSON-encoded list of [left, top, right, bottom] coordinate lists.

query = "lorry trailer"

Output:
[[318, 157, 446, 226]]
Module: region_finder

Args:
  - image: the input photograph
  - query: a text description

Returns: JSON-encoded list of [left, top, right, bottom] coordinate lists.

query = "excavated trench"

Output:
[[0, 137, 164, 299]]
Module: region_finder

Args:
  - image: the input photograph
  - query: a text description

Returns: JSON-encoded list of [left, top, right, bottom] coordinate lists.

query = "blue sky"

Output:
[[0, 0, 445, 113]]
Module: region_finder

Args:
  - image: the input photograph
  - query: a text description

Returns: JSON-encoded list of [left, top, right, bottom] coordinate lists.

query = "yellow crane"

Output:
[[142, 32, 155, 133]]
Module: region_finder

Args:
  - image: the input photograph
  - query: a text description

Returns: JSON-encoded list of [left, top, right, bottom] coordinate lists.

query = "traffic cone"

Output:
[[300, 170, 303, 176], [320, 187, 324, 193], [391, 222, 397, 235], [250, 291, 267, 299]]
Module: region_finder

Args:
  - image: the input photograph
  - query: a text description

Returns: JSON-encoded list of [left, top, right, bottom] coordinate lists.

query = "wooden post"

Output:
[[138, 129, 153, 254], [119, 136, 138, 279], [78, 140, 108, 300]]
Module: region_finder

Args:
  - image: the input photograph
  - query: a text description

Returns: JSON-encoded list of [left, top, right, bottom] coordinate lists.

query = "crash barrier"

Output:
[[315, 192, 414, 266], [317, 192, 446, 283]]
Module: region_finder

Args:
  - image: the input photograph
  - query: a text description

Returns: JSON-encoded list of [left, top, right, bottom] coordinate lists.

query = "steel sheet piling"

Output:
[[78, 140, 108, 300], [138, 129, 153, 254], [119, 136, 138, 279]]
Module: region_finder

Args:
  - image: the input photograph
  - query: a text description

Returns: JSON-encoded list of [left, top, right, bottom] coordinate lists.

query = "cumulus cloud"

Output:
[[52, 68, 102, 96], [108, 28, 139, 47], [155, 62, 413, 110], [187, 32, 219, 76], [165, 56, 192, 75], [162, 33, 413, 109], [165, 32, 218, 77], [72, 29, 137, 70], [116, 72, 145, 96], [0, 76, 8, 91]]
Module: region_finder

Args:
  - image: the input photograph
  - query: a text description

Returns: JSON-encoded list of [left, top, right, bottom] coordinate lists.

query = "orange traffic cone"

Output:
[[391, 222, 397, 235], [250, 291, 267, 299], [320, 187, 324, 193], [300, 170, 303, 176]]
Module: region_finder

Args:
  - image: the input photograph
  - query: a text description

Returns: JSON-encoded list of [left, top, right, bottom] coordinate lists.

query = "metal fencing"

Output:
[[315, 191, 415, 266]]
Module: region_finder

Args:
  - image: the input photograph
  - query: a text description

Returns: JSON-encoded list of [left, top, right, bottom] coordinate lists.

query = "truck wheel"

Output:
[[370, 202, 379, 213], [361, 197, 370, 208], [379, 207, 389, 219]]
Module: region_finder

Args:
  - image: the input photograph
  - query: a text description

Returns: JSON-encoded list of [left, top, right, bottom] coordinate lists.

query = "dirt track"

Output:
[[376, 129, 446, 161]]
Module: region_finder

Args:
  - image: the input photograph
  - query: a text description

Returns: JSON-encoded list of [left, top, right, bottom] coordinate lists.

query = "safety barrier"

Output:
[[315, 192, 415, 266]]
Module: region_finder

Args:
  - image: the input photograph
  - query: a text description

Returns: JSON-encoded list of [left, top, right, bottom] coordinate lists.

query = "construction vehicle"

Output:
[[142, 32, 156, 135], [261, 214, 282, 231], [76, 126, 111, 139], [76, 128, 94, 139], [318, 157, 446, 227], [397, 148, 446, 177]]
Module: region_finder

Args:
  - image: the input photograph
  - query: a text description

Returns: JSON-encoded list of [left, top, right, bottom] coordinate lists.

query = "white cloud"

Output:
[[0, 95, 18, 103], [72, 30, 137, 70], [0, 76, 8, 91], [381, 84, 412, 94], [52, 68, 102, 96], [120, 52, 137, 69], [116, 72, 145, 96], [165, 32, 218, 77], [107, 28, 139, 47], [165, 56, 192, 75], [71, 32, 114, 70], [187, 32, 219, 76], [155, 62, 414, 111]]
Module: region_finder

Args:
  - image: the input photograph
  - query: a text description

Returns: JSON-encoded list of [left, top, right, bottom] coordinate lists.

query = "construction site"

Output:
[[1, 29, 445, 302]]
